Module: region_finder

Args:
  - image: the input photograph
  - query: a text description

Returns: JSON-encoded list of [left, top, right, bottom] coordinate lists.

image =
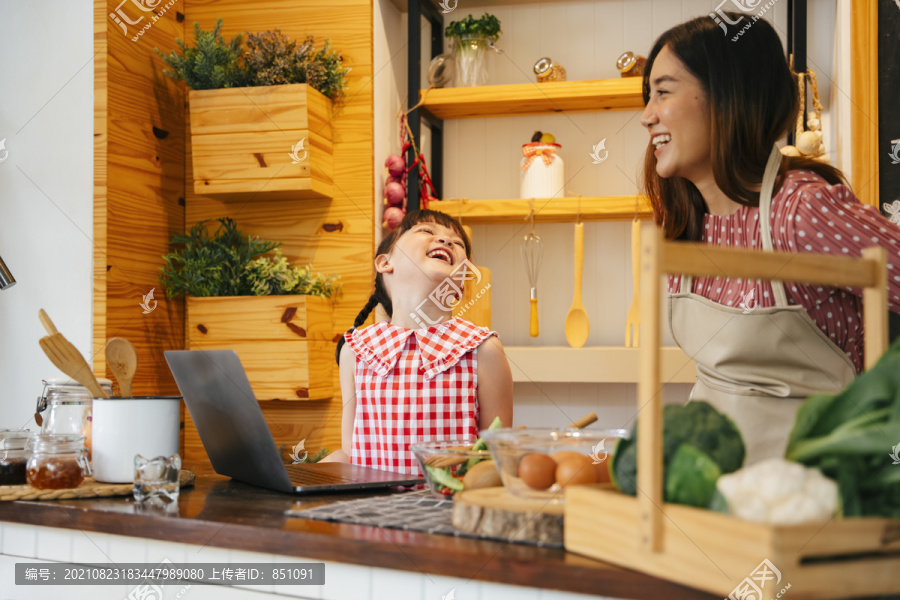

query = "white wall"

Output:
[[375, 0, 848, 431], [0, 1, 95, 431]]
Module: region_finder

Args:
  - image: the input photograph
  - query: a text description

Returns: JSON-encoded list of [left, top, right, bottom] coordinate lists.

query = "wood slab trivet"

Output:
[[452, 487, 564, 544], [0, 470, 194, 501]]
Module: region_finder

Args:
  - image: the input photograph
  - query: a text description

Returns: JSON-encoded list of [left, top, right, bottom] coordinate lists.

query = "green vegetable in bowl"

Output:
[[785, 337, 900, 518], [611, 401, 745, 508], [423, 416, 503, 495]]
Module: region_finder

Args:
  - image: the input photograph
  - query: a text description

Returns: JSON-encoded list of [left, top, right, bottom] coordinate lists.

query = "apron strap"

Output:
[[758, 146, 789, 307], [679, 146, 788, 306]]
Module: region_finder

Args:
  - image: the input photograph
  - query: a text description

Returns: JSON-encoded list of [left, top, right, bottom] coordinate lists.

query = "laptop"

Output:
[[164, 350, 424, 494]]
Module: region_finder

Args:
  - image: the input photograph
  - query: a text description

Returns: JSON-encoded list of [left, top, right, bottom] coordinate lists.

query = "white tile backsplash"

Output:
[[319, 560, 372, 600], [2, 521, 37, 558], [480, 581, 541, 600], [34, 526, 72, 563], [371, 565, 424, 600]]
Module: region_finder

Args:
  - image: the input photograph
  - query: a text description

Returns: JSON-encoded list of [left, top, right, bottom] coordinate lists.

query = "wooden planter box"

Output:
[[186, 295, 335, 401], [188, 84, 333, 200], [565, 227, 898, 600]]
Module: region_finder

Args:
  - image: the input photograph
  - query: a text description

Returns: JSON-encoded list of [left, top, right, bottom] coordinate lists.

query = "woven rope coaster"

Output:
[[0, 470, 194, 502]]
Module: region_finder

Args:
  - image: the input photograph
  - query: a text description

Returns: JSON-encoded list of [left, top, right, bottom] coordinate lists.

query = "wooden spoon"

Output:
[[105, 337, 137, 397], [564, 222, 590, 348], [38, 323, 108, 400]]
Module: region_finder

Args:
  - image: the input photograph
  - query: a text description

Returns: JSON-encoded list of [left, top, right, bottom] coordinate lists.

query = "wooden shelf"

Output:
[[420, 78, 643, 120], [429, 196, 651, 223], [504, 346, 696, 384], [390, 0, 570, 11]]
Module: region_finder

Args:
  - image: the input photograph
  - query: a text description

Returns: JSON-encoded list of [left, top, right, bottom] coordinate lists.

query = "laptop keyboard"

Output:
[[285, 464, 359, 485]]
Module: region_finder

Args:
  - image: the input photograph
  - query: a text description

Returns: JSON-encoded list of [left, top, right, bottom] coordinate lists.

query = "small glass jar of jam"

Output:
[[27, 434, 90, 490], [617, 51, 647, 78], [0, 430, 33, 486]]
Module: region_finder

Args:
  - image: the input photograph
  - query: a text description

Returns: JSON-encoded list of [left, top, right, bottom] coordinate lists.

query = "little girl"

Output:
[[323, 209, 513, 474]]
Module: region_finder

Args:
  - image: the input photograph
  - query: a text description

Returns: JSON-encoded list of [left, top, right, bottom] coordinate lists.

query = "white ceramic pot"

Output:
[[91, 397, 181, 483]]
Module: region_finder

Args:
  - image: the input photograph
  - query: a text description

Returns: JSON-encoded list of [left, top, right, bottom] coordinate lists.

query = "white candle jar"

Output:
[[520, 142, 564, 199]]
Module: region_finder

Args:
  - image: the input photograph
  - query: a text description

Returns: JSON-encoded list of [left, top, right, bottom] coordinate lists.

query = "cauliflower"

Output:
[[714, 458, 839, 525]]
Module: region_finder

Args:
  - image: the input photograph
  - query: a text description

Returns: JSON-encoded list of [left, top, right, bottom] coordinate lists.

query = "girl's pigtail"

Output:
[[335, 293, 381, 365]]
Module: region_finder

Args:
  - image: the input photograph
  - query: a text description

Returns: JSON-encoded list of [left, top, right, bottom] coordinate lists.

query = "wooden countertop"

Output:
[[0, 463, 716, 599]]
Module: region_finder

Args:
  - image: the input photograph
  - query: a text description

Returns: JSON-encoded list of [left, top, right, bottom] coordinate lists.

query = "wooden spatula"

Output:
[[564, 222, 590, 348], [453, 225, 492, 328], [106, 337, 137, 397], [38, 309, 108, 399], [624, 219, 641, 347]]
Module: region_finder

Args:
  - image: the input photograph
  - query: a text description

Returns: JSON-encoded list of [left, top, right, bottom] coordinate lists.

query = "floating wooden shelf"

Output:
[[390, 0, 567, 11], [429, 196, 651, 224], [419, 78, 643, 120], [504, 346, 696, 384]]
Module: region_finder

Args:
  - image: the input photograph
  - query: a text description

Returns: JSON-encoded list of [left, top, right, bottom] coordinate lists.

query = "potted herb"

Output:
[[160, 218, 341, 401], [445, 13, 501, 87], [155, 20, 350, 200]]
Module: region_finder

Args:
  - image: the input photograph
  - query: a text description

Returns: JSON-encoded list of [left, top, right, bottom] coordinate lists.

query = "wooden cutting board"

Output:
[[453, 225, 491, 328], [452, 486, 564, 544]]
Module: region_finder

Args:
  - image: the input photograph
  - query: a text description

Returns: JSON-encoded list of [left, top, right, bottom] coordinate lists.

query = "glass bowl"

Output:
[[409, 439, 492, 498], [481, 428, 629, 503]]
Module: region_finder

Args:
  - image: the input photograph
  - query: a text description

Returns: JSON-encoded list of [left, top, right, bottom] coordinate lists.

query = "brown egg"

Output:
[[593, 458, 611, 484], [555, 455, 597, 488], [551, 450, 584, 464], [518, 453, 557, 490]]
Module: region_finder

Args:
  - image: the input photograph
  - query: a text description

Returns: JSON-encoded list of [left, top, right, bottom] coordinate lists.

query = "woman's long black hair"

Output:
[[335, 209, 471, 364], [641, 12, 846, 241]]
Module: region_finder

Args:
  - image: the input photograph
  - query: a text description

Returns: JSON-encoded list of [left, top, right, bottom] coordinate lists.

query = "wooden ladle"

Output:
[[38, 309, 109, 399], [564, 222, 590, 348], [105, 337, 137, 397]]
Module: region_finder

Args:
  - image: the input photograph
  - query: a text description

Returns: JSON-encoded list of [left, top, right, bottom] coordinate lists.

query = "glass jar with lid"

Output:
[[617, 51, 647, 78], [0, 430, 33, 486], [534, 57, 567, 83], [36, 377, 114, 433], [27, 434, 90, 490]]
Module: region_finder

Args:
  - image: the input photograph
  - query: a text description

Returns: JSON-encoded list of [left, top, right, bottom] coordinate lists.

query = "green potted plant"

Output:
[[155, 20, 351, 200], [444, 13, 501, 87], [160, 218, 341, 401]]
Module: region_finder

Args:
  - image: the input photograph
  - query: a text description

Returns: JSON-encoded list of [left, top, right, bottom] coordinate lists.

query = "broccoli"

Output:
[[611, 401, 746, 508]]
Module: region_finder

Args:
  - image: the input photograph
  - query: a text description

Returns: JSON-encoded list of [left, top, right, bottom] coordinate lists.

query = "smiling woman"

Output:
[[638, 13, 900, 464]]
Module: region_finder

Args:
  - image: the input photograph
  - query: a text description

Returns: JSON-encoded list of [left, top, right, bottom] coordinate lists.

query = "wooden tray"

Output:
[[453, 487, 563, 544], [0, 470, 194, 501], [564, 226, 900, 600]]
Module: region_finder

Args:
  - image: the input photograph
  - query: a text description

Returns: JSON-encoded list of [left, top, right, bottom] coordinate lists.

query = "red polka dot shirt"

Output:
[[345, 317, 497, 474], [669, 170, 900, 372]]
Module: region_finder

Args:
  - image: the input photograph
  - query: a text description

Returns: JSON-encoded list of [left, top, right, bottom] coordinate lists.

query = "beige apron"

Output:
[[669, 147, 857, 465]]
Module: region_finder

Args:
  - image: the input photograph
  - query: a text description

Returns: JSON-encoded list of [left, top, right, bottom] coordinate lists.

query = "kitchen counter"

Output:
[[0, 463, 717, 599]]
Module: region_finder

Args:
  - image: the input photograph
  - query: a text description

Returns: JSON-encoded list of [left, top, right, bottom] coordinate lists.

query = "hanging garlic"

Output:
[[781, 69, 828, 162]]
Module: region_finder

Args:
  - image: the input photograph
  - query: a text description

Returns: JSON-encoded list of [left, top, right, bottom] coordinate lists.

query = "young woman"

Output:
[[322, 210, 513, 474], [640, 14, 900, 463]]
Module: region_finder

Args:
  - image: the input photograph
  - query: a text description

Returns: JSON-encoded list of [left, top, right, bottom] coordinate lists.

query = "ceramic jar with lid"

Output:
[[26, 433, 90, 490], [520, 142, 564, 199], [0, 430, 33, 486]]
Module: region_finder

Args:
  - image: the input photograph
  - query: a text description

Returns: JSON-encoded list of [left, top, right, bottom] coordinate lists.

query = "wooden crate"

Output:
[[189, 83, 333, 200], [187, 295, 335, 400], [564, 225, 900, 600]]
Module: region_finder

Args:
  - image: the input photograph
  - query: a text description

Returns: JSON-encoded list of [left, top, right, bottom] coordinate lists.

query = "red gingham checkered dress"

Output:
[[345, 317, 497, 474]]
